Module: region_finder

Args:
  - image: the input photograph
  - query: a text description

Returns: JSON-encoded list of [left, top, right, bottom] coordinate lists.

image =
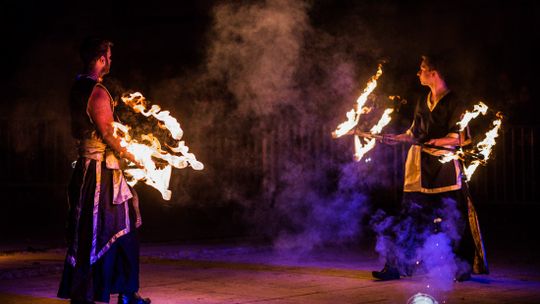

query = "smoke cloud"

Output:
[[371, 197, 471, 295], [206, 0, 309, 116]]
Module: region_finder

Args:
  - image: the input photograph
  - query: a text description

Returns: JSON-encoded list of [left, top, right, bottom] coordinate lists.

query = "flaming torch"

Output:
[[439, 101, 503, 180], [113, 92, 203, 200], [332, 64, 394, 161], [461, 113, 503, 179]]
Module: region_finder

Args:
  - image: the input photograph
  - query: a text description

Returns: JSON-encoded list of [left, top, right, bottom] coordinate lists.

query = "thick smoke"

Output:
[[199, 0, 399, 253], [372, 197, 471, 295], [206, 0, 309, 116]]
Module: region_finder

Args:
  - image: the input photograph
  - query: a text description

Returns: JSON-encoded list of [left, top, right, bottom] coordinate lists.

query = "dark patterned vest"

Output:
[[69, 75, 99, 141]]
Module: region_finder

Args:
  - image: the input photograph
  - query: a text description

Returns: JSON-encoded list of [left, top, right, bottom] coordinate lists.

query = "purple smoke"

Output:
[[372, 197, 472, 295]]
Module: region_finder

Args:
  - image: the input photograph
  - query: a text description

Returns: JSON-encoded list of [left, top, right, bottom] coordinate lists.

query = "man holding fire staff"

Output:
[[57, 37, 151, 304], [371, 54, 488, 281]]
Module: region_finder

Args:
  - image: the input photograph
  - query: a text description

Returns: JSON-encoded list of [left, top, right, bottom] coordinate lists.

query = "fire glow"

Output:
[[333, 64, 393, 161], [462, 114, 502, 179], [440, 101, 502, 180], [333, 64, 383, 138], [457, 101, 488, 131], [113, 92, 203, 200]]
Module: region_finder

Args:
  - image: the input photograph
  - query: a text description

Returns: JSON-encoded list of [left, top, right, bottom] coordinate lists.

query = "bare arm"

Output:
[[425, 133, 460, 147], [87, 86, 138, 165]]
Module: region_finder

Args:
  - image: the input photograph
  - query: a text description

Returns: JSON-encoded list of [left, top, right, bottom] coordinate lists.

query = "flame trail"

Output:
[[113, 92, 203, 200]]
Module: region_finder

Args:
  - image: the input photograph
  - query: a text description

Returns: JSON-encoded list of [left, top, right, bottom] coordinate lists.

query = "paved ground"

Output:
[[1, 241, 540, 304]]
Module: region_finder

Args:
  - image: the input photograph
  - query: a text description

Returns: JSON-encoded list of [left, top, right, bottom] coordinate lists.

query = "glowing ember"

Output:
[[113, 92, 203, 200], [333, 64, 383, 138]]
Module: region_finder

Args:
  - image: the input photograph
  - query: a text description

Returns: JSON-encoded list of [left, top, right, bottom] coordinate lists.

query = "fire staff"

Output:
[[57, 37, 150, 304]]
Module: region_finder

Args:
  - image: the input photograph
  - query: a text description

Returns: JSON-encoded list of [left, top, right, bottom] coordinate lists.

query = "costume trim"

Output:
[[403, 146, 462, 193], [67, 159, 91, 267]]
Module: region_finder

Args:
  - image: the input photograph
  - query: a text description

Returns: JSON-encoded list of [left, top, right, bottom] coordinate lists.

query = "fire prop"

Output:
[[353, 101, 503, 180], [113, 92, 204, 200], [332, 64, 394, 161], [439, 103, 503, 179]]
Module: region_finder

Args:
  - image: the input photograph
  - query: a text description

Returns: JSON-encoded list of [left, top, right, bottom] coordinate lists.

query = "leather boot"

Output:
[[372, 264, 400, 281], [118, 292, 151, 304]]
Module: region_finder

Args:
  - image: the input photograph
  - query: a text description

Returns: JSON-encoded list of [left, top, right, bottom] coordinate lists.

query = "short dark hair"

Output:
[[421, 54, 446, 77], [421, 52, 458, 86], [79, 36, 113, 71]]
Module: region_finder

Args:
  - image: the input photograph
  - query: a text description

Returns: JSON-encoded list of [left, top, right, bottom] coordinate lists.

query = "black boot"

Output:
[[118, 292, 151, 304], [454, 271, 471, 282], [70, 300, 95, 304], [372, 264, 400, 281]]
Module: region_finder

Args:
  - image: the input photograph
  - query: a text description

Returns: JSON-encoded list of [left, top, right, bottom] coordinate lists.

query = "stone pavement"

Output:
[[1, 242, 540, 303]]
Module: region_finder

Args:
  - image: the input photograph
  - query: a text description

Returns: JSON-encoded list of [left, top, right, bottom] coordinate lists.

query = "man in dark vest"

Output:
[[58, 37, 151, 304], [372, 54, 488, 281]]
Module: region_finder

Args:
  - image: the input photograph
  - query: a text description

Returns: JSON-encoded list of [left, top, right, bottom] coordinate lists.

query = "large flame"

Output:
[[333, 64, 383, 138], [462, 114, 502, 179], [333, 64, 393, 162], [113, 92, 203, 200], [457, 101, 488, 131], [439, 102, 502, 180], [353, 108, 394, 161]]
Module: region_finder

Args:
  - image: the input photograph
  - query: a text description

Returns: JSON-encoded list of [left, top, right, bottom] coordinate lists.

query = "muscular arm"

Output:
[[87, 86, 138, 164]]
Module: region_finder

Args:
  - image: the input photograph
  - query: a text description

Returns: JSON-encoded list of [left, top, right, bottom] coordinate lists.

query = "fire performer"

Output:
[[372, 54, 488, 281], [58, 37, 151, 304]]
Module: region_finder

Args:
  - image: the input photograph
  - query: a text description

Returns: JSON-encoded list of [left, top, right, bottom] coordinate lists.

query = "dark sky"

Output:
[[3, 0, 538, 95]]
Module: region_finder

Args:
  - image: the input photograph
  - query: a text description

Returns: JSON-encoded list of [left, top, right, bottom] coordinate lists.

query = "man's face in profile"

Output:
[[101, 47, 112, 77]]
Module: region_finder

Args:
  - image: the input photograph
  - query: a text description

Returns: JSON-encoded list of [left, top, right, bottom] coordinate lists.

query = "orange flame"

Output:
[[462, 114, 502, 179], [113, 92, 203, 200], [333, 64, 383, 138], [353, 108, 394, 161], [439, 102, 503, 180], [457, 101, 488, 131]]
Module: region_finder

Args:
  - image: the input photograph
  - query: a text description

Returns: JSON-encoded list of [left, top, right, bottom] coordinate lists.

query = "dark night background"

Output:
[[0, 0, 539, 258]]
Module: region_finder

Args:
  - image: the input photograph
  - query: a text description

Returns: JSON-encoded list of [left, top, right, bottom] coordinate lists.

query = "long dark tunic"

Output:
[[397, 91, 488, 275], [58, 75, 142, 302]]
